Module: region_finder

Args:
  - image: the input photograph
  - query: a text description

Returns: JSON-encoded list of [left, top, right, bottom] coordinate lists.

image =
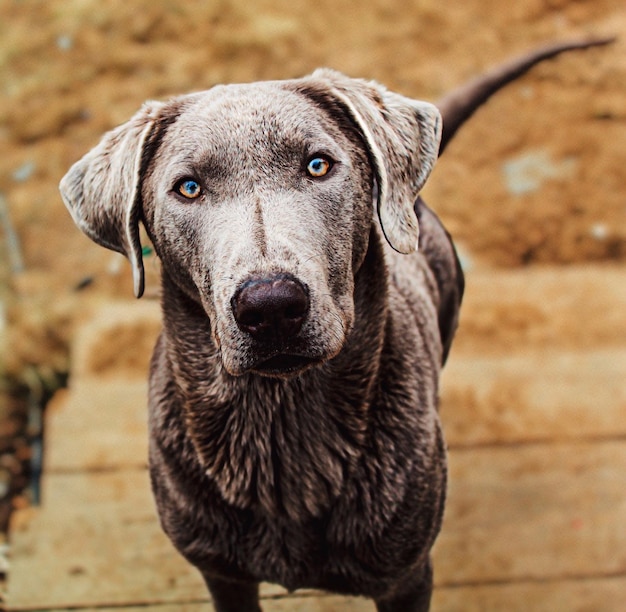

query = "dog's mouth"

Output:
[[252, 353, 319, 377]]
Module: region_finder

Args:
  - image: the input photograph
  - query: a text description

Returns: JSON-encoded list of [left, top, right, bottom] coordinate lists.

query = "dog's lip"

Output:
[[252, 353, 319, 376]]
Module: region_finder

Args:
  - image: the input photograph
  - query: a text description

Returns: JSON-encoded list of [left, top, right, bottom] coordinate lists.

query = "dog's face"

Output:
[[60, 70, 441, 377], [142, 84, 374, 376]]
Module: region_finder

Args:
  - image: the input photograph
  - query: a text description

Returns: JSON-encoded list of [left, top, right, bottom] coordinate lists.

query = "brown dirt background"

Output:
[[0, 0, 624, 524]]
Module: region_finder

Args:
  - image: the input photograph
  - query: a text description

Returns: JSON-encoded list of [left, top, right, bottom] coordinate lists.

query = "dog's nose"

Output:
[[231, 275, 309, 342]]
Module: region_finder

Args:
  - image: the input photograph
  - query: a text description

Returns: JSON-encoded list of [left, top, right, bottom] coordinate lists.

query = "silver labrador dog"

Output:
[[61, 39, 609, 612]]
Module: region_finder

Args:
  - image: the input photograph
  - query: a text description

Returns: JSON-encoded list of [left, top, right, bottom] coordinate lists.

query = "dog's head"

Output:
[[60, 70, 441, 377]]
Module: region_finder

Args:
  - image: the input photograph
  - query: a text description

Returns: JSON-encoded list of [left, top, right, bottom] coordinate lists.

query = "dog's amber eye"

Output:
[[306, 156, 332, 178], [176, 179, 202, 199]]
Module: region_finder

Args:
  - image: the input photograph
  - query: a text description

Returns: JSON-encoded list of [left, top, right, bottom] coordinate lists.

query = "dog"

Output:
[[60, 38, 610, 612]]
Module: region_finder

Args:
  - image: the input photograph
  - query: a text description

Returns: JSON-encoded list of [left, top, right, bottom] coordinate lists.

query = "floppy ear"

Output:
[[59, 101, 165, 298], [307, 69, 442, 254]]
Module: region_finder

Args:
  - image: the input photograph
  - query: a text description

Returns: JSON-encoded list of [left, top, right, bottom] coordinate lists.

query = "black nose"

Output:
[[231, 274, 309, 342]]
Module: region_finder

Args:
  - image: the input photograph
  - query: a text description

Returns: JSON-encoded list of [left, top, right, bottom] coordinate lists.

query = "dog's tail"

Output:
[[437, 37, 615, 156]]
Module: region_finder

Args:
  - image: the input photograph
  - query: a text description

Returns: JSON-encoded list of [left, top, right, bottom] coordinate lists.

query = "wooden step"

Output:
[[441, 347, 626, 446], [435, 440, 626, 585], [8, 440, 625, 609], [8, 469, 206, 610], [65, 266, 626, 377], [44, 379, 149, 472], [434, 576, 626, 612], [45, 345, 626, 473], [454, 265, 626, 354], [8, 264, 626, 610]]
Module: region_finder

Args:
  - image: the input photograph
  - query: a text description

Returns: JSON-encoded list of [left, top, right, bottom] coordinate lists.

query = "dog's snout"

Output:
[[232, 275, 309, 342]]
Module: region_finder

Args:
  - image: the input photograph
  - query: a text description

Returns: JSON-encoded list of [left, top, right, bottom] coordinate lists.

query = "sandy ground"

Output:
[[0, 0, 625, 529]]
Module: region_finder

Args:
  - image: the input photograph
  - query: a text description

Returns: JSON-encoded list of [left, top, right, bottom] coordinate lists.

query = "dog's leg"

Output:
[[203, 576, 262, 612], [375, 558, 433, 612]]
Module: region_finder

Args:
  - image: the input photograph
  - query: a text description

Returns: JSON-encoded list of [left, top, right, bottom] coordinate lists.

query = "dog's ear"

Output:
[[305, 69, 442, 254], [59, 101, 165, 298]]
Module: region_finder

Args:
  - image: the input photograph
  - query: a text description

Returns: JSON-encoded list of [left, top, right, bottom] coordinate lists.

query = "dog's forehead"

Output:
[[170, 81, 330, 144], [152, 80, 358, 177]]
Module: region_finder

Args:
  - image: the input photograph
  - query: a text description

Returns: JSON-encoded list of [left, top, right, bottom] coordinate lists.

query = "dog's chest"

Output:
[[184, 374, 370, 521]]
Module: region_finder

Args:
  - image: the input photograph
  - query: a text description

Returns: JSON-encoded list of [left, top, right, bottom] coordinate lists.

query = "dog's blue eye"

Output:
[[177, 179, 202, 199], [306, 156, 332, 178]]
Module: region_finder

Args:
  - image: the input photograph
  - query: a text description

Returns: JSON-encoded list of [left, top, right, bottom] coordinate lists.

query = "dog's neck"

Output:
[[159, 228, 390, 521]]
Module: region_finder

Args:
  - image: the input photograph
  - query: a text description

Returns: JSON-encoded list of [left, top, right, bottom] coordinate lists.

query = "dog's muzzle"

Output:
[[231, 274, 316, 376]]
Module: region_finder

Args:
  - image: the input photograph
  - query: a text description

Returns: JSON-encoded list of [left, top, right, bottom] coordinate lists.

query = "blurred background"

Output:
[[1, 0, 625, 607]]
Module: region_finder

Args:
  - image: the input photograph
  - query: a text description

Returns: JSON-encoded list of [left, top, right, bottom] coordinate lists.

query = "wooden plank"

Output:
[[434, 440, 626, 584], [75, 578, 626, 611], [7, 469, 287, 610], [433, 577, 626, 612], [440, 348, 626, 446], [44, 379, 150, 472], [454, 265, 626, 354], [75, 595, 375, 611], [9, 441, 625, 609], [71, 300, 161, 381], [11, 579, 626, 612], [8, 469, 204, 609], [42, 299, 160, 472]]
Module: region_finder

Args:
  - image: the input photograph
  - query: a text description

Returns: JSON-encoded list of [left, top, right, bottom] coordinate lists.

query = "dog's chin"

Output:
[[222, 350, 325, 379], [219, 326, 348, 379], [251, 354, 321, 378]]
